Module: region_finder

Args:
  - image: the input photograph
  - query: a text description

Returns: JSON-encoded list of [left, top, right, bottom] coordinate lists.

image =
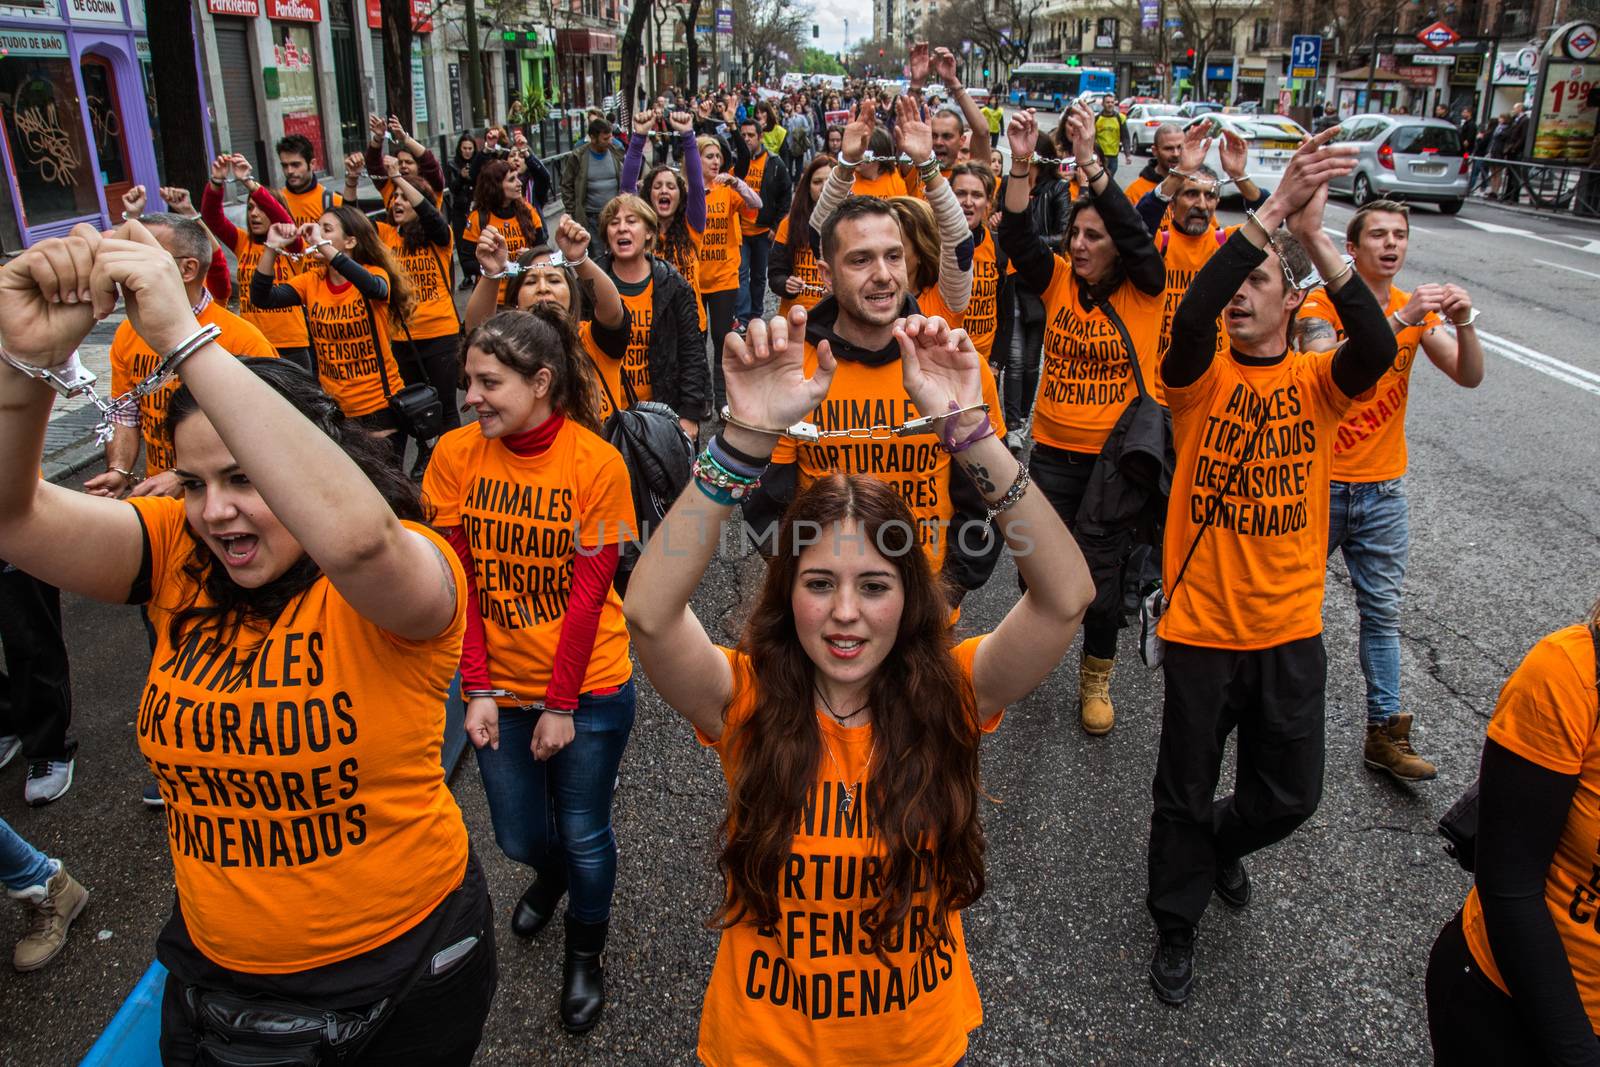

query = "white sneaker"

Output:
[[23, 759, 73, 807], [0, 736, 19, 770]]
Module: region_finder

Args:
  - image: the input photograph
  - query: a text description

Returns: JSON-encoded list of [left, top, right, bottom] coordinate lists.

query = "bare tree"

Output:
[[621, 0, 654, 123], [731, 0, 811, 80], [379, 0, 417, 124]]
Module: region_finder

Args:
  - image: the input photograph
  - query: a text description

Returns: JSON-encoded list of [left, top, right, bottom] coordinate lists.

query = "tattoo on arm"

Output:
[[428, 539, 457, 605], [960, 458, 998, 496], [1296, 318, 1337, 347]]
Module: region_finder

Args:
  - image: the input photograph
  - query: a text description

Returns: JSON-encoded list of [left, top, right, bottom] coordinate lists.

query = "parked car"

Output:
[[1182, 114, 1306, 198], [1326, 114, 1469, 214], [1176, 101, 1223, 118], [1126, 103, 1185, 152]]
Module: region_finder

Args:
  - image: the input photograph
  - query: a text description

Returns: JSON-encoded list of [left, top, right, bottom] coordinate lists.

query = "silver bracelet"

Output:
[[986, 463, 1031, 523]]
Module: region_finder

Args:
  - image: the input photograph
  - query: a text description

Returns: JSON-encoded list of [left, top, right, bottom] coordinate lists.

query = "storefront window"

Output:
[[0, 56, 100, 228], [79, 57, 127, 186], [273, 22, 327, 169]]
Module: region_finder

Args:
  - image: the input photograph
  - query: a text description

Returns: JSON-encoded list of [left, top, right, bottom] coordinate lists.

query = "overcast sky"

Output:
[[807, 0, 855, 53]]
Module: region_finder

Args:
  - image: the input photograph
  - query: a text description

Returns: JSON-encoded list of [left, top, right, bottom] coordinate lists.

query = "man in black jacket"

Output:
[[1145, 128, 1397, 1007], [734, 117, 792, 329]]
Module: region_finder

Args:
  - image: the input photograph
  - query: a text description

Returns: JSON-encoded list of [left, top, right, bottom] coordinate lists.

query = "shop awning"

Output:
[[556, 29, 617, 55]]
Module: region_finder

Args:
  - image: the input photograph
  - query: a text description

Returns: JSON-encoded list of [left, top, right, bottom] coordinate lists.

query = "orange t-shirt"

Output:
[[914, 284, 964, 330], [1158, 350, 1353, 650], [110, 302, 278, 476], [964, 229, 1002, 362], [773, 216, 828, 318], [695, 636, 998, 1067], [613, 271, 656, 405], [1031, 255, 1165, 454], [279, 184, 343, 226], [582, 320, 626, 422], [1298, 284, 1439, 484], [231, 233, 311, 350], [462, 206, 542, 305], [422, 419, 634, 701], [126, 495, 469, 973], [1463, 625, 1600, 1022], [770, 343, 1005, 573], [1156, 225, 1234, 363], [1124, 173, 1157, 207], [660, 228, 707, 329], [700, 184, 744, 294], [851, 169, 909, 199], [286, 267, 403, 419], [377, 222, 459, 341], [739, 151, 774, 236]]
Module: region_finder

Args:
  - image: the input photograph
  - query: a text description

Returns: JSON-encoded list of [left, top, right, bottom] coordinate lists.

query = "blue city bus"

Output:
[[1006, 63, 1117, 110]]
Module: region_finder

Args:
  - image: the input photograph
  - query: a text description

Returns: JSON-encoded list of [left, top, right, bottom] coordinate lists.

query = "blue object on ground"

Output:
[[79, 960, 165, 1066]]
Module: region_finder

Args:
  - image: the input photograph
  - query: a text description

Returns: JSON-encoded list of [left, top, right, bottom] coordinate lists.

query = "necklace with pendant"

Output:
[[818, 733, 874, 817], [815, 685, 868, 725]]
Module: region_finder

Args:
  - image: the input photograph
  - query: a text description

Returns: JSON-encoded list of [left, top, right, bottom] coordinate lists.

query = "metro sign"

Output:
[[1416, 20, 1459, 52]]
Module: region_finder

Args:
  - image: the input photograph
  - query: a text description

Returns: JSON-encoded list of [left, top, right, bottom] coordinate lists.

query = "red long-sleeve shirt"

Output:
[[439, 415, 622, 710]]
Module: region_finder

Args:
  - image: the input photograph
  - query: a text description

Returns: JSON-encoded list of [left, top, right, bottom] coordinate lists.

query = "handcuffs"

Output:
[[720, 401, 990, 444]]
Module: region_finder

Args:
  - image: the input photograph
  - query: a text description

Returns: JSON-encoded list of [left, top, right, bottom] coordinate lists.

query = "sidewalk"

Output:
[[42, 314, 125, 486]]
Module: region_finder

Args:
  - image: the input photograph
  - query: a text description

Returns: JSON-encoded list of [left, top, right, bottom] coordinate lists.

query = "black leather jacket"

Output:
[[1029, 171, 1075, 253]]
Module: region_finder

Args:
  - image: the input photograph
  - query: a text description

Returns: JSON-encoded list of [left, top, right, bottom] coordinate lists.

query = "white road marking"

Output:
[[1533, 258, 1600, 282], [1456, 217, 1600, 256], [1476, 328, 1600, 398]]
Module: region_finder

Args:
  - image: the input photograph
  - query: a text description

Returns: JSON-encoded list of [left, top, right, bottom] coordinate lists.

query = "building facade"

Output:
[[0, 0, 190, 249]]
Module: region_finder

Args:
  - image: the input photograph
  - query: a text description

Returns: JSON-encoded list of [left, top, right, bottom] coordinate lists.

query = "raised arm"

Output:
[[621, 108, 654, 193], [250, 224, 309, 309], [933, 47, 991, 162], [811, 100, 875, 233], [200, 155, 241, 250], [1423, 283, 1485, 388], [465, 226, 510, 331], [392, 171, 453, 248], [998, 109, 1060, 295], [898, 94, 973, 313], [673, 111, 707, 233], [554, 216, 623, 330], [894, 316, 1093, 713], [623, 306, 834, 738]]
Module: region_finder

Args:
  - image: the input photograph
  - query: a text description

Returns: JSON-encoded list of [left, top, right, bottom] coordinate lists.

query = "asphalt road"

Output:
[[2, 166, 1598, 1066]]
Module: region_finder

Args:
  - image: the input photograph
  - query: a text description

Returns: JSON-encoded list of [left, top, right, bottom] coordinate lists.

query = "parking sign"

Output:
[[1290, 34, 1322, 80]]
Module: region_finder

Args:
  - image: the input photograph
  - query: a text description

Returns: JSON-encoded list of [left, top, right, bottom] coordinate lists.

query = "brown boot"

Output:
[[1364, 713, 1437, 782], [9, 864, 87, 972], [1079, 655, 1115, 735]]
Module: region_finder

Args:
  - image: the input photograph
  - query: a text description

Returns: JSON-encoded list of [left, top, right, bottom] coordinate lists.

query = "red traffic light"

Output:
[[879, 48, 885, 56], [1185, 48, 1195, 58]]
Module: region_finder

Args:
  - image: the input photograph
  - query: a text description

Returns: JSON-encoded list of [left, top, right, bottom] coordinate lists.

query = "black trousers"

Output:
[[1425, 909, 1598, 1064], [704, 288, 738, 413], [450, 210, 477, 283], [1005, 297, 1046, 429], [1028, 446, 1121, 660], [393, 333, 465, 436], [0, 562, 73, 761], [275, 346, 314, 374], [1146, 636, 1327, 937]]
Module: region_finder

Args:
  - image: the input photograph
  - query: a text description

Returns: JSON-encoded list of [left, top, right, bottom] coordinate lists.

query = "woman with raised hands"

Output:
[[199, 154, 312, 368], [621, 107, 708, 331], [998, 103, 1165, 738], [464, 158, 547, 306], [251, 209, 416, 462], [0, 221, 495, 1064], [829, 101, 907, 199], [422, 301, 636, 1036], [623, 308, 1093, 1064], [696, 134, 760, 413], [465, 220, 634, 426], [363, 113, 447, 206], [375, 167, 462, 478], [768, 153, 834, 317]]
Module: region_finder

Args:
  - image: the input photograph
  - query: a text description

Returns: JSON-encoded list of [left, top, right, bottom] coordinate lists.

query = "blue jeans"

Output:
[[1327, 478, 1409, 723], [474, 681, 636, 923], [737, 231, 771, 323], [0, 816, 55, 891]]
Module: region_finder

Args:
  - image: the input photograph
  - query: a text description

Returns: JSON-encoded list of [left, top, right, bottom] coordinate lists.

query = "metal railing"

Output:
[[1465, 156, 1600, 217]]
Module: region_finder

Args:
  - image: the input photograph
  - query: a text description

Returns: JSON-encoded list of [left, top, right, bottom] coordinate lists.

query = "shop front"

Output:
[[0, 0, 192, 247], [556, 28, 616, 109]]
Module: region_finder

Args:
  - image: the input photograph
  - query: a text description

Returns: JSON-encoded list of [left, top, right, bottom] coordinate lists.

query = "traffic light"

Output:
[[812, 24, 819, 38], [879, 48, 885, 56], [982, 66, 990, 78], [1186, 48, 1195, 58]]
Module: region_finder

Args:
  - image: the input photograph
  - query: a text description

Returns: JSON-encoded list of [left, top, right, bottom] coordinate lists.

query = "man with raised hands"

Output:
[[1144, 126, 1398, 1006], [1294, 199, 1484, 784]]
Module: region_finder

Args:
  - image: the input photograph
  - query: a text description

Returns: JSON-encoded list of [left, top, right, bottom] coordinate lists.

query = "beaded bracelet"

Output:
[[692, 452, 761, 506], [985, 464, 1031, 522]]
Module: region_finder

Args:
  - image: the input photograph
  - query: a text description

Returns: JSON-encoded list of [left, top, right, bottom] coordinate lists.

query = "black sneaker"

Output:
[[1214, 857, 1251, 909], [1150, 933, 1195, 1006], [142, 782, 165, 808]]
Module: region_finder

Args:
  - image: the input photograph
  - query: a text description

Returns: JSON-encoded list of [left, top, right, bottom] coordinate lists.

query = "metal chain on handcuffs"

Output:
[[480, 249, 587, 280], [721, 400, 989, 444]]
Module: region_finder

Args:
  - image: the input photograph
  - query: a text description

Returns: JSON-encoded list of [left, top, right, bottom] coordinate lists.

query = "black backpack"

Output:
[[594, 372, 694, 576]]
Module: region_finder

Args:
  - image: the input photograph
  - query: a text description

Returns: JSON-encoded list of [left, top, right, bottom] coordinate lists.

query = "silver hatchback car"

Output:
[[1328, 114, 1469, 214]]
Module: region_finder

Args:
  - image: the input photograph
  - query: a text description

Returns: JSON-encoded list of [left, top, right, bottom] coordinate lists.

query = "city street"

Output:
[[2, 162, 1599, 1065]]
